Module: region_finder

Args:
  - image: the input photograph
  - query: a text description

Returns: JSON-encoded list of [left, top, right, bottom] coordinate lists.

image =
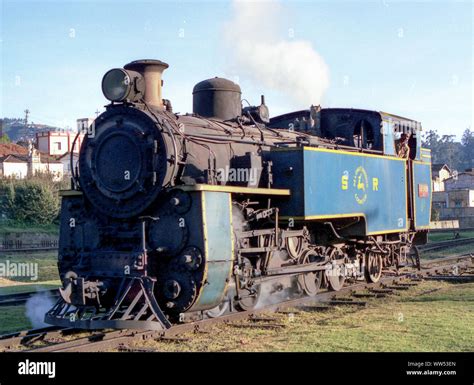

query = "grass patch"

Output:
[[0, 222, 59, 235], [129, 280, 473, 352], [0, 281, 60, 294], [0, 305, 34, 335], [0, 252, 59, 282], [428, 231, 474, 243], [0, 281, 60, 335], [421, 244, 474, 260]]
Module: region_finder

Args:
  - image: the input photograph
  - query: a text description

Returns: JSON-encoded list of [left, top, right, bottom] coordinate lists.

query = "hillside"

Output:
[[1, 118, 62, 142]]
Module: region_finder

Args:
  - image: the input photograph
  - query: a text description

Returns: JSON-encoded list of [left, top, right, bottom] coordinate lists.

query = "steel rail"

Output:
[[419, 238, 474, 252], [0, 289, 58, 307]]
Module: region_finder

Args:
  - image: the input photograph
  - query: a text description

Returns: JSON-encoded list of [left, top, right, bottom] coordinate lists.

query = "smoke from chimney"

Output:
[[223, 0, 330, 107]]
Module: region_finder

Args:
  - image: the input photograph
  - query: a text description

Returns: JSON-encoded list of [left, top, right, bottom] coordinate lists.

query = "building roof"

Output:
[[38, 152, 62, 163], [445, 170, 474, 182], [0, 143, 28, 157], [0, 154, 28, 163], [0, 152, 62, 164], [432, 163, 452, 173]]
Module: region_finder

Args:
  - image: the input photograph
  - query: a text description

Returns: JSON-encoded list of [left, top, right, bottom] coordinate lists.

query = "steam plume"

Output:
[[25, 292, 54, 328], [223, 0, 330, 106]]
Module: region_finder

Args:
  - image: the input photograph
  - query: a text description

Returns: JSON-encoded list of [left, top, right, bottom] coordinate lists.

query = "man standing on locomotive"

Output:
[[397, 133, 411, 159]]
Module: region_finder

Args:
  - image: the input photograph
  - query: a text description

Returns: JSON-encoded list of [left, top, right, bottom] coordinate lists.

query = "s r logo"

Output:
[[353, 166, 368, 204], [341, 171, 349, 190]]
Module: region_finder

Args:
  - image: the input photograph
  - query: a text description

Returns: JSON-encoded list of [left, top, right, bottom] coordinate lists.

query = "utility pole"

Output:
[[23, 109, 30, 140]]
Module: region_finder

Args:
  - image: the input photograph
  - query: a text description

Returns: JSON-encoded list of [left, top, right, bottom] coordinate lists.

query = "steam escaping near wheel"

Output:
[[26, 292, 55, 328], [254, 278, 296, 310], [231, 205, 248, 234]]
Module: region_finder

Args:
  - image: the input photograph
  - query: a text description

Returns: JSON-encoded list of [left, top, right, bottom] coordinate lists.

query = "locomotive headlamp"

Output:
[[101, 68, 145, 102]]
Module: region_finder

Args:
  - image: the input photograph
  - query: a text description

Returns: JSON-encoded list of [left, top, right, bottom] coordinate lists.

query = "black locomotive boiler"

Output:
[[45, 59, 432, 330]]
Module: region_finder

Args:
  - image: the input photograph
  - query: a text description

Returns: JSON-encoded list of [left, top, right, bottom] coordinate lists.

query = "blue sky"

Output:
[[1, 0, 472, 139]]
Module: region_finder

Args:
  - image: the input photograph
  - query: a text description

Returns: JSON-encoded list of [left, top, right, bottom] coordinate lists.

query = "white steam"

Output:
[[25, 292, 54, 328], [223, 0, 330, 106], [255, 279, 295, 310]]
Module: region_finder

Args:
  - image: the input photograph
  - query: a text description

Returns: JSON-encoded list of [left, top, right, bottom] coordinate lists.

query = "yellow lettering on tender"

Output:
[[372, 177, 379, 191], [341, 175, 348, 190]]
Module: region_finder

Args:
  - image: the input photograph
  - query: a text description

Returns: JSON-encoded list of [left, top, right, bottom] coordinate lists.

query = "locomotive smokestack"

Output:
[[124, 59, 169, 110]]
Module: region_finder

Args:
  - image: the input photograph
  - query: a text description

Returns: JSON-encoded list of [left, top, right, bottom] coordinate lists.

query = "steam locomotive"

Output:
[[45, 59, 432, 330]]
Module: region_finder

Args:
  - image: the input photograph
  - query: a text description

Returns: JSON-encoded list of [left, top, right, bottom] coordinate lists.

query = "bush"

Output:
[[431, 207, 440, 222], [0, 176, 62, 225]]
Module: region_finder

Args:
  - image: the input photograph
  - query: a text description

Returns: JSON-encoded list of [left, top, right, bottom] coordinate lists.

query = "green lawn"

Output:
[[0, 305, 34, 335], [428, 230, 474, 243], [0, 281, 60, 295], [128, 280, 473, 352], [0, 223, 59, 235], [0, 281, 60, 335], [421, 244, 474, 260], [0, 252, 59, 282]]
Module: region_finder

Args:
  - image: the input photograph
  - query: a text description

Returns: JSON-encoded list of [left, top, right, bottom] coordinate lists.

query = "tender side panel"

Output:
[[302, 148, 408, 234], [190, 191, 234, 311], [412, 161, 432, 230]]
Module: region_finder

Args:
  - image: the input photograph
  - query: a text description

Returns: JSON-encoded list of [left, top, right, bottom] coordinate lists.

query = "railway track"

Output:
[[419, 237, 474, 252], [0, 246, 58, 254], [0, 289, 58, 307], [0, 253, 471, 353]]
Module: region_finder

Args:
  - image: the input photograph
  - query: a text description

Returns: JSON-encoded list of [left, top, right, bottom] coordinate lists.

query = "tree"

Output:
[[461, 128, 474, 169], [422, 130, 441, 163], [11, 180, 59, 224], [0, 133, 11, 143], [422, 129, 463, 171], [0, 178, 60, 225], [0, 180, 15, 221], [439, 134, 462, 171]]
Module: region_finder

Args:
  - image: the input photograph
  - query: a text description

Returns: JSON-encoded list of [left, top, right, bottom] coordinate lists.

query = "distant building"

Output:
[[0, 143, 63, 181], [431, 164, 452, 192], [77, 117, 95, 133], [36, 130, 84, 157], [58, 152, 79, 178], [445, 169, 474, 192], [0, 154, 29, 179], [434, 168, 474, 228]]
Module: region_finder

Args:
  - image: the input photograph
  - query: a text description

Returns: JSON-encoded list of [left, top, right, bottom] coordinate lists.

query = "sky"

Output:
[[1, 0, 472, 139]]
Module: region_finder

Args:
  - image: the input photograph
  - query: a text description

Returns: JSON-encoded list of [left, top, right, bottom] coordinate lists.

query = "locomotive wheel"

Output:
[[286, 236, 304, 260], [326, 248, 346, 291], [364, 252, 383, 283], [297, 250, 323, 296], [327, 273, 345, 291], [236, 284, 261, 311]]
